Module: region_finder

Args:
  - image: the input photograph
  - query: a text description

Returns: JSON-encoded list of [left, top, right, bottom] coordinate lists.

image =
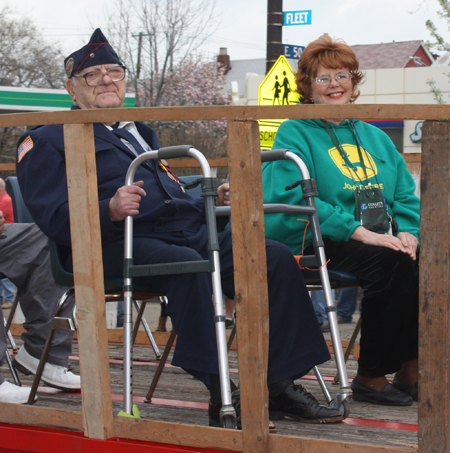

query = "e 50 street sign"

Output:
[[283, 10, 312, 26], [283, 44, 305, 59]]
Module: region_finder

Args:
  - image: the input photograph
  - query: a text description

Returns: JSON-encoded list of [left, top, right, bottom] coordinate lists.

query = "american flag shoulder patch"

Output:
[[18, 136, 34, 162]]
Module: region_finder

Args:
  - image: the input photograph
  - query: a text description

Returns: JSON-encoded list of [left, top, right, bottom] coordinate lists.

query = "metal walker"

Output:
[[122, 145, 236, 428], [259, 149, 353, 417]]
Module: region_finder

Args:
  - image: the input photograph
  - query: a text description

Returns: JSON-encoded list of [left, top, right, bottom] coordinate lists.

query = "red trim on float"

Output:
[[0, 423, 228, 453], [64, 356, 418, 434], [342, 418, 418, 432]]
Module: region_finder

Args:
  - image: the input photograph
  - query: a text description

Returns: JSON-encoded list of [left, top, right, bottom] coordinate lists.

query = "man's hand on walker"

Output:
[[109, 180, 146, 221]]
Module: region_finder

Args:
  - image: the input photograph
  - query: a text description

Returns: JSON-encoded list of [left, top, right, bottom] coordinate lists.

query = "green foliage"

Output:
[[426, 78, 447, 103], [424, 0, 450, 52]]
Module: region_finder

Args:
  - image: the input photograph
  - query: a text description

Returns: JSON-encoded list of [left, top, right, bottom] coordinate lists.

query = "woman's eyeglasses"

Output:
[[310, 72, 352, 86]]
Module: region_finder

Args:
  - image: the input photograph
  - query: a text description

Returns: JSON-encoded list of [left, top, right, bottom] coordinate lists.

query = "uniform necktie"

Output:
[[112, 127, 147, 156], [112, 126, 185, 192]]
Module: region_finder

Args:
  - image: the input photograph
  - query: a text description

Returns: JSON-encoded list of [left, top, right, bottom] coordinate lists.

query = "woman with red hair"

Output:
[[263, 34, 420, 407]]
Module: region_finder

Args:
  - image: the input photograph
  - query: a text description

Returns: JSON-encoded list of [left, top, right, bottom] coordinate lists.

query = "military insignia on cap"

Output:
[[18, 136, 34, 163], [65, 58, 74, 78]]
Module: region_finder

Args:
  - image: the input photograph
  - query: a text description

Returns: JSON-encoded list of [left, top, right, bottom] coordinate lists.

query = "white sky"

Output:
[[1, 0, 446, 61]]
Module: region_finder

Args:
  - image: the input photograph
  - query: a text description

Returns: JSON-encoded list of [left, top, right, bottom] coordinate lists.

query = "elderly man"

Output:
[[16, 28, 343, 426], [0, 210, 80, 402]]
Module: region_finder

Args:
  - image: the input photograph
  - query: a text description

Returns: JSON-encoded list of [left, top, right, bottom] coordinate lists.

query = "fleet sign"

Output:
[[283, 10, 312, 26]]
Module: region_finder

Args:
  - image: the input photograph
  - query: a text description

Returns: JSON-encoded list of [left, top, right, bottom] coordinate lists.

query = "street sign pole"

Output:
[[266, 0, 283, 75]]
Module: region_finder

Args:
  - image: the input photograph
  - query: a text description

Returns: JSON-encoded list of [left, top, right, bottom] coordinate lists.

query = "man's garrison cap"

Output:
[[64, 28, 123, 78]]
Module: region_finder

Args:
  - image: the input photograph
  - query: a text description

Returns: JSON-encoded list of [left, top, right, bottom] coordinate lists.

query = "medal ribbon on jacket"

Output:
[[158, 160, 186, 192]]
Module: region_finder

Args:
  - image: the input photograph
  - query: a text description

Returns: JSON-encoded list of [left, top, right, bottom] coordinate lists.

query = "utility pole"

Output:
[[266, 0, 283, 74], [136, 32, 143, 80]]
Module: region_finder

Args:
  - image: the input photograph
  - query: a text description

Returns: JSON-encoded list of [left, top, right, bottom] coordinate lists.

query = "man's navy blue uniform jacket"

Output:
[[16, 121, 207, 248]]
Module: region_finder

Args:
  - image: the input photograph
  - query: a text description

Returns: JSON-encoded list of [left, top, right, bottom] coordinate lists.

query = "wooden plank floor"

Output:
[[2, 301, 418, 451]]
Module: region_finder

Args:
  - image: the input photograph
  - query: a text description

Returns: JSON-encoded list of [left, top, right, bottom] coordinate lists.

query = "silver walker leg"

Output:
[[316, 247, 353, 417], [123, 284, 133, 414], [211, 251, 236, 428]]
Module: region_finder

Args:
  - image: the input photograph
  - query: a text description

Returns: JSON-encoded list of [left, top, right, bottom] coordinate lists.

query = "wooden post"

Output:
[[63, 123, 114, 439], [419, 120, 450, 452], [228, 120, 270, 453]]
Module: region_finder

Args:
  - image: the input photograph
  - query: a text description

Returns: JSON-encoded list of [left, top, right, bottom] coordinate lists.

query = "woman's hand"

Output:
[[109, 180, 146, 222], [216, 182, 230, 207], [397, 232, 419, 261], [350, 226, 418, 260]]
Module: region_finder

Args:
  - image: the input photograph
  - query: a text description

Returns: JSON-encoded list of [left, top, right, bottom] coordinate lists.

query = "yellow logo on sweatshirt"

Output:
[[329, 144, 377, 181]]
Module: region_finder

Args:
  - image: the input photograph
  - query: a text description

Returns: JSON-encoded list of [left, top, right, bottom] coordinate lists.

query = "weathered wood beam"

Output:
[[0, 405, 83, 431], [63, 123, 114, 439], [0, 154, 419, 173], [1, 104, 450, 128], [403, 154, 421, 163], [228, 120, 270, 453], [114, 418, 243, 451], [166, 157, 228, 168], [0, 163, 16, 171], [418, 120, 450, 452], [269, 433, 417, 453]]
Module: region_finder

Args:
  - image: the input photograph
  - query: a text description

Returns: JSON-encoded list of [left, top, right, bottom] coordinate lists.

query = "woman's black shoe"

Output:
[[392, 375, 418, 402], [268, 383, 343, 424], [351, 378, 413, 406]]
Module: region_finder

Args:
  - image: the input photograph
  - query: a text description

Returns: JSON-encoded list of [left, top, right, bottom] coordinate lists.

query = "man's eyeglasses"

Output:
[[73, 65, 126, 87], [310, 72, 352, 86]]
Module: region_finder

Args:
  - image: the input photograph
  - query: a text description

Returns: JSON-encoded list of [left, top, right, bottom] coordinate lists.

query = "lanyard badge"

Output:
[[322, 120, 392, 235]]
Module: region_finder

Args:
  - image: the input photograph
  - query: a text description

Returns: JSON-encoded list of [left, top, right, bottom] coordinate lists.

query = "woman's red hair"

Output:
[[296, 34, 364, 104]]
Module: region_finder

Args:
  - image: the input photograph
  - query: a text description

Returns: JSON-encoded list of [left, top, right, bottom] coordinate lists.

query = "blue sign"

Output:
[[283, 44, 305, 59], [283, 10, 312, 26]]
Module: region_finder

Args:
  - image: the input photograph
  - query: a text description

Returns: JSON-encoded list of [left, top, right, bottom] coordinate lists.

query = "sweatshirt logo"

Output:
[[328, 144, 377, 181]]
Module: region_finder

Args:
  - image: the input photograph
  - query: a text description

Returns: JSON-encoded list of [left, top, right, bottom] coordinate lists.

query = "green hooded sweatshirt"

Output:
[[262, 118, 420, 255]]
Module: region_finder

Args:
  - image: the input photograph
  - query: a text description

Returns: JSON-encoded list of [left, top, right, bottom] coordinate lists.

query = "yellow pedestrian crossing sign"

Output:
[[259, 55, 299, 106], [258, 55, 300, 149]]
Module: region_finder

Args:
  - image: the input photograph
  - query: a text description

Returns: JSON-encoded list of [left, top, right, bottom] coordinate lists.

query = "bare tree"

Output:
[[0, 7, 65, 88], [104, 0, 219, 107], [0, 7, 66, 177], [101, 0, 229, 170]]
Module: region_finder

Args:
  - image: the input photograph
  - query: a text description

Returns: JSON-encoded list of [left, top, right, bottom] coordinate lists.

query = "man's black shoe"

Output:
[[392, 375, 418, 402], [209, 389, 241, 429], [208, 389, 276, 431], [268, 383, 343, 424], [351, 378, 413, 406]]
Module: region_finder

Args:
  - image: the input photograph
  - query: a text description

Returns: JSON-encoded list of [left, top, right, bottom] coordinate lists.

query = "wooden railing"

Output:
[[0, 104, 447, 453]]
